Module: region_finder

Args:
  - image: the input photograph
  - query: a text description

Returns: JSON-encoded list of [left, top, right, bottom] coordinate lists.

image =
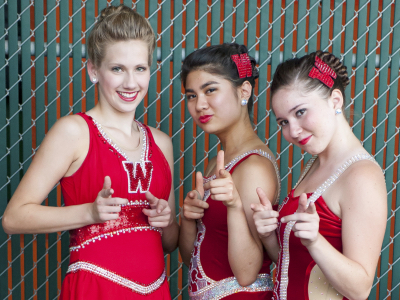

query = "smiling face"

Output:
[[184, 70, 246, 134], [272, 87, 339, 155], [88, 39, 150, 114]]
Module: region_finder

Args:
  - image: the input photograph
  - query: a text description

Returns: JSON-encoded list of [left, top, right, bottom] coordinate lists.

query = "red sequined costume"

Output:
[[273, 154, 378, 300], [189, 151, 280, 300], [59, 113, 172, 299]]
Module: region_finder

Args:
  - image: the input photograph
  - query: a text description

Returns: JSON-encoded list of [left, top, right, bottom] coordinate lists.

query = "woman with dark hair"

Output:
[[252, 51, 387, 300], [179, 43, 280, 299], [2, 5, 178, 299]]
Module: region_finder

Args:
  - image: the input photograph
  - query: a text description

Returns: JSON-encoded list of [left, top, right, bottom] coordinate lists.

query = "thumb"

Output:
[[297, 193, 309, 213], [216, 150, 225, 179], [256, 187, 273, 210], [145, 191, 159, 209], [195, 171, 204, 199]]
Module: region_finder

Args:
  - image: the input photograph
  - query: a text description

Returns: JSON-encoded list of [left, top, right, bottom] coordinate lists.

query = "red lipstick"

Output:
[[299, 136, 311, 145], [117, 91, 138, 102], [199, 115, 213, 124]]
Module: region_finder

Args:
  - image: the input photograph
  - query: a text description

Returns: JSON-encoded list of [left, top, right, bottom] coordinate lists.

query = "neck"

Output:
[[217, 115, 260, 160], [317, 118, 364, 167]]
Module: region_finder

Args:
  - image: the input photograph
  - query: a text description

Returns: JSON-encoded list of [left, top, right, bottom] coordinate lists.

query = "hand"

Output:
[[251, 187, 279, 239], [203, 150, 240, 208], [142, 191, 172, 228], [182, 171, 209, 220], [89, 176, 129, 223], [281, 193, 320, 248]]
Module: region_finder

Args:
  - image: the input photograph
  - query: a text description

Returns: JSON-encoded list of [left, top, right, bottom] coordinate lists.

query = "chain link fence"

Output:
[[0, 0, 399, 299]]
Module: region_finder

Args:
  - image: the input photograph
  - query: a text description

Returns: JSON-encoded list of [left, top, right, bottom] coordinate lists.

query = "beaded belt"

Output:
[[67, 261, 166, 295]]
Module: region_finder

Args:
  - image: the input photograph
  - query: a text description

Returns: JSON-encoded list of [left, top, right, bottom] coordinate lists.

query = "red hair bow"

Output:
[[308, 56, 337, 88], [231, 53, 252, 78]]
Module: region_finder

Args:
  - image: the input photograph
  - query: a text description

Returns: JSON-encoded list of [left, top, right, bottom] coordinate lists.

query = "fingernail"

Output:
[[281, 218, 285, 222]]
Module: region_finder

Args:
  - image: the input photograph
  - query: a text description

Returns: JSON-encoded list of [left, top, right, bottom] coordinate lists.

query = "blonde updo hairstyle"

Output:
[[88, 5, 156, 68]]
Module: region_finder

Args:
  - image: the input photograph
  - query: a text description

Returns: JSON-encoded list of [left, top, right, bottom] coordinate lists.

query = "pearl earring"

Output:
[[92, 78, 97, 83], [335, 109, 342, 115], [241, 99, 248, 106]]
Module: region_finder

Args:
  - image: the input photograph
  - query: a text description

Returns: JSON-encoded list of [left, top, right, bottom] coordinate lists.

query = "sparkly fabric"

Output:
[[67, 262, 166, 295], [231, 53, 253, 78], [308, 56, 337, 88], [273, 154, 378, 300], [189, 150, 280, 299], [59, 113, 172, 299]]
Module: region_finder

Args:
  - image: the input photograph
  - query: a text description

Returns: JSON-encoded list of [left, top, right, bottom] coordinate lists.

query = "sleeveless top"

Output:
[[273, 154, 379, 300], [59, 113, 172, 298], [189, 150, 281, 300]]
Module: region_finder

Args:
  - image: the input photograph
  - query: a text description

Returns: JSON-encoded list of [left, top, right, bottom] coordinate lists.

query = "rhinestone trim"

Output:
[[277, 153, 378, 300], [67, 261, 166, 295]]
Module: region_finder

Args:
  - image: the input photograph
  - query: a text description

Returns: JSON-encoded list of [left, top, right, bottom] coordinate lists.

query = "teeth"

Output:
[[118, 91, 137, 98]]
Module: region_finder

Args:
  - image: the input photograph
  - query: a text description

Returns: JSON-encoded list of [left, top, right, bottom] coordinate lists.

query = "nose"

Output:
[[195, 94, 209, 111], [288, 122, 302, 139], [123, 72, 138, 90]]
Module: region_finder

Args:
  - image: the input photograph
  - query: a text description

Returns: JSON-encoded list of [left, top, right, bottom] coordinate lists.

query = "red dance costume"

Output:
[[273, 154, 377, 300], [60, 113, 172, 299], [189, 151, 280, 300]]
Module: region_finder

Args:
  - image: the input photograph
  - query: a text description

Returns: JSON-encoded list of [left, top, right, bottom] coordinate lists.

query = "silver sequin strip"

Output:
[[189, 273, 273, 300], [278, 153, 378, 300], [69, 225, 162, 252], [67, 261, 166, 295]]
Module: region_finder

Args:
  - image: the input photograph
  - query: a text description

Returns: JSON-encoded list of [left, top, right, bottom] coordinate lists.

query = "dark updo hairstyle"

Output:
[[88, 5, 156, 67], [271, 50, 350, 110], [180, 43, 259, 115]]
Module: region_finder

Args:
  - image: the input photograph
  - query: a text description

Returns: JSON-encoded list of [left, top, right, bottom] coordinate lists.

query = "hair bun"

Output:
[[316, 50, 350, 90], [98, 5, 130, 23]]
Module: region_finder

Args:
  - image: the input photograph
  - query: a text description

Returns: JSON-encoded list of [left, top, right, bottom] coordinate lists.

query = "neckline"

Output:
[[89, 114, 149, 163]]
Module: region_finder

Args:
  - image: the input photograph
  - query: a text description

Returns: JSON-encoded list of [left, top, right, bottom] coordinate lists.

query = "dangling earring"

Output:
[[335, 108, 342, 115], [241, 99, 248, 106], [92, 78, 97, 83]]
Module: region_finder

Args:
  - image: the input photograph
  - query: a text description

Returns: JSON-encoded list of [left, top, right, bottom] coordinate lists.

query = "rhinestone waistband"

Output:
[[189, 273, 273, 300], [67, 261, 166, 295]]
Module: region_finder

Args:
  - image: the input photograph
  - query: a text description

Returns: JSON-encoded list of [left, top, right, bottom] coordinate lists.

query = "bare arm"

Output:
[[147, 127, 179, 254], [2, 116, 128, 234], [205, 151, 279, 286], [282, 162, 387, 299]]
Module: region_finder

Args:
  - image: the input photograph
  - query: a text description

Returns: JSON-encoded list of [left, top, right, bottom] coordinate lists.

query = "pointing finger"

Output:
[[216, 150, 225, 179], [195, 172, 204, 198], [256, 187, 273, 209], [145, 191, 159, 209]]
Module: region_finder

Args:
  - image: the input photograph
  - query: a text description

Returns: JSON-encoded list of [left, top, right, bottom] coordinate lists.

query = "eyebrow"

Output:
[[185, 81, 219, 93], [275, 103, 305, 122]]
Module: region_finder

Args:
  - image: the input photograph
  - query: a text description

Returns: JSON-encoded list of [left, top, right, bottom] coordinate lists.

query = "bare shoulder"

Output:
[[340, 159, 386, 209], [232, 154, 279, 204], [47, 114, 88, 140]]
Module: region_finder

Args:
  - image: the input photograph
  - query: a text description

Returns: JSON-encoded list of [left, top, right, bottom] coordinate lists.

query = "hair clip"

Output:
[[308, 56, 337, 88], [231, 53, 252, 78]]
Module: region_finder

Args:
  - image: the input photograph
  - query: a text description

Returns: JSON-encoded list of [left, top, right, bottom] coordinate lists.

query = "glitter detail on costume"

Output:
[[189, 149, 279, 299], [308, 56, 337, 88], [231, 53, 253, 78], [276, 153, 378, 300], [90, 116, 153, 194], [123, 161, 153, 193], [67, 262, 166, 295], [69, 200, 162, 252]]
